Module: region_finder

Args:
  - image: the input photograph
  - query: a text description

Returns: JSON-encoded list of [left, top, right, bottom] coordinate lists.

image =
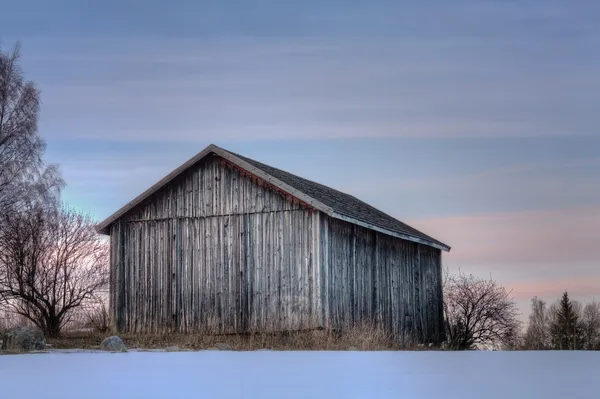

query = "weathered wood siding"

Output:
[[108, 154, 444, 343], [321, 217, 444, 343], [110, 156, 322, 333], [122, 155, 304, 221]]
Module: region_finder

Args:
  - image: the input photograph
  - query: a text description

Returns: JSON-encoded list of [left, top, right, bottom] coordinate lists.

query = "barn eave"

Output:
[[329, 211, 450, 252]]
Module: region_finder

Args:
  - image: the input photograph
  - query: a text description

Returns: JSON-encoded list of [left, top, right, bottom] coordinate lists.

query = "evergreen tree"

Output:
[[549, 291, 584, 350]]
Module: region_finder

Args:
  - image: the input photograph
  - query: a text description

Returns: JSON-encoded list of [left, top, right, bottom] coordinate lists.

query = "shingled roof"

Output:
[[97, 144, 450, 251]]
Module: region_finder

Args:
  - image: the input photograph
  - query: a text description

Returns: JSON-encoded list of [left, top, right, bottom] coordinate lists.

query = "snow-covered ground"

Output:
[[1, 351, 598, 398]]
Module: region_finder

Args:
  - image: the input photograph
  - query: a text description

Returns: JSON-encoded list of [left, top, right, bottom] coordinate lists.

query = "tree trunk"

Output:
[[46, 317, 62, 338]]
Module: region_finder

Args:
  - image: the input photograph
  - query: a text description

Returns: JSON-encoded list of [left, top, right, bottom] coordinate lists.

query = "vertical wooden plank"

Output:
[[371, 230, 378, 327], [350, 224, 356, 327], [242, 213, 249, 332]]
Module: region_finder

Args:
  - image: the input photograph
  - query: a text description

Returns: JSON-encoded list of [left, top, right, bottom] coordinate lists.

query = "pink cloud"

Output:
[[410, 207, 600, 316], [410, 206, 600, 265], [506, 275, 600, 300]]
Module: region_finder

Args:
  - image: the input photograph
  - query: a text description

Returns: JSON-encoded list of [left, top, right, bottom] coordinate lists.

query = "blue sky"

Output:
[[2, 0, 599, 319]]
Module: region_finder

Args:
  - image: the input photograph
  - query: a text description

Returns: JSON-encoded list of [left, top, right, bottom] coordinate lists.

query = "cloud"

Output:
[[17, 25, 597, 142], [410, 206, 600, 265], [408, 207, 600, 315], [5, 1, 598, 41], [508, 275, 600, 300], [410, 205, 600, 317], [333, 154, 600, 225], [345, 158, 600, 192]]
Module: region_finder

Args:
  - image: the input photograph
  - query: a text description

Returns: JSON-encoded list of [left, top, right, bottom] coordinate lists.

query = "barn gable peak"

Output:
[[96, 144, 450, 252]]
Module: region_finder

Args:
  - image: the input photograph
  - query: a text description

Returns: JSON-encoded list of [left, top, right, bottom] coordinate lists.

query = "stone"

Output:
[[214, 343, 233, 351], [165, 346, 181, 352], [1, 326, 46, 352], [100, 336, 127, 352]]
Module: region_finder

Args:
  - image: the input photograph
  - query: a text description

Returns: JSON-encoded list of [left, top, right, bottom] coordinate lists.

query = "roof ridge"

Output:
[[221, 147, 448, 250]]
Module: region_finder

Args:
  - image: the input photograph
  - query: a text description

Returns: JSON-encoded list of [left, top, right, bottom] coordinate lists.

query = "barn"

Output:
[[97, 144, 450, 343]]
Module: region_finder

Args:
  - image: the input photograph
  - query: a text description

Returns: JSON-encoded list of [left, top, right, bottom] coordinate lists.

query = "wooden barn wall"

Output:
[[107, 153, 444, 341], [110, 155, 323, 334], [123, 155, 303, 222], [321, 217, 444, 343]]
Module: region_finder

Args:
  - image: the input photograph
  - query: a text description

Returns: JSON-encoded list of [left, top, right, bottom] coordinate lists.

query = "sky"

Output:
[[1, 0, 599, 322]]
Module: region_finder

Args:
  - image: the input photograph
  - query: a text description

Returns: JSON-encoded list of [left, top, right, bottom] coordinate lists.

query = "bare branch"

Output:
[[0, 204, 108, 337], [443, 271, 521, 350], [582, 301, 600, 350], [0, 42, 64, 222]]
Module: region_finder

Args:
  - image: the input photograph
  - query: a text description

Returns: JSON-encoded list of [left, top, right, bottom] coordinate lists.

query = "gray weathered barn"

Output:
[[97, 144, 450, 343]]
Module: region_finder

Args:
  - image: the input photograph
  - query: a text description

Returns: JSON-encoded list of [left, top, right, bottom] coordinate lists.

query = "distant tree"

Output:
[[582, 301, 600, 350], [499, 327, 524, 350], [0, 42, 62, 217], [549, 291, 584, 350], [0, 205, 108, 338], [443, 271, 521, 350], [524, 297, 551, 350]]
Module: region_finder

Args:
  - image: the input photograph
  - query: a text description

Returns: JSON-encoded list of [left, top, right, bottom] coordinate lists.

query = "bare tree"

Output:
[[0, 42, 62, 217], [582, 301, 600, 350], [443, 271, 521, 350], [524, 297, 551, 349], [0, 205, 108, 337]]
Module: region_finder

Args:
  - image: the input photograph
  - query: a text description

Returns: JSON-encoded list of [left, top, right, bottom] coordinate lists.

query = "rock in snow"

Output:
[[100, 336, 127, 352], [1, 326, 46, 352]]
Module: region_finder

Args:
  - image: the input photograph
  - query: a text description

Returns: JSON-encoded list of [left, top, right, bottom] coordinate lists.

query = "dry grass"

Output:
[[48, 324, 437, 351]]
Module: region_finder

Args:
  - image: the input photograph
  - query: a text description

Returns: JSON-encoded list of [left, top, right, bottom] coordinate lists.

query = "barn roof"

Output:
[[97, 144, 450, 251]]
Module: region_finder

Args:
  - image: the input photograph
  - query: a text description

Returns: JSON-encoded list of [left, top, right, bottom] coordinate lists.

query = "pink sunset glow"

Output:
[[411, 206, 600, 319]]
